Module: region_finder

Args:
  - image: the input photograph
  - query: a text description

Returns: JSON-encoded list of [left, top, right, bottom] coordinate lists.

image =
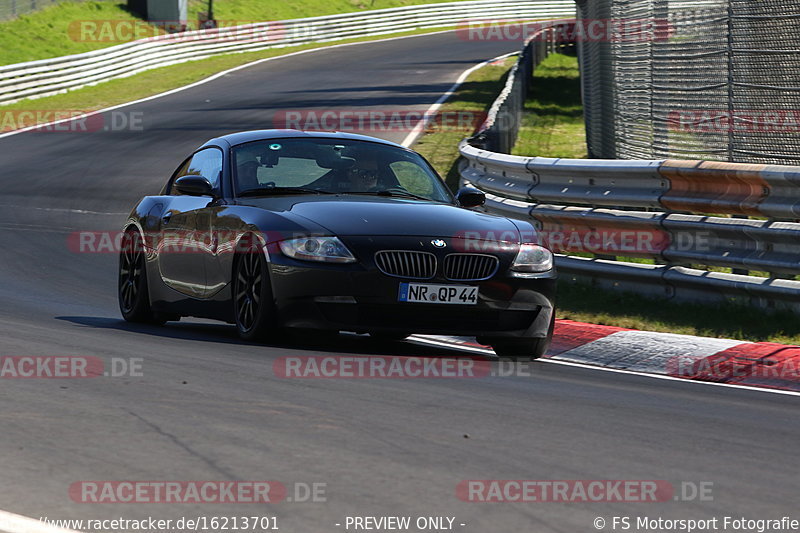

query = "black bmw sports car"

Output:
[[119, 130, 556, 358]]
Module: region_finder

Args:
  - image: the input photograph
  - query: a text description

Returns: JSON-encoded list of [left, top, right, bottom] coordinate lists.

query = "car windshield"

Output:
[[232, 138, 452, 202]]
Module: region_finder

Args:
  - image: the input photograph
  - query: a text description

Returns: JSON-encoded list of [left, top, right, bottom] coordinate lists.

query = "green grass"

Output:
[[0, 27, 455, 118], [511, 52, 587, 159], [414, 57, 518, 191], [558, 281, 800, 345], [0, 1, 143, 65], [0, 0, 466, 66]]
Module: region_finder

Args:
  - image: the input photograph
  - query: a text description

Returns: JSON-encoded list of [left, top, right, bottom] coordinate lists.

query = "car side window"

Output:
[[169, 148, 223, 195]]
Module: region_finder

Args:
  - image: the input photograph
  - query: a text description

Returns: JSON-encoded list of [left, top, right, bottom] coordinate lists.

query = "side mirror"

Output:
[[455, 187, 486, 208], [174, 175, 214, 196]]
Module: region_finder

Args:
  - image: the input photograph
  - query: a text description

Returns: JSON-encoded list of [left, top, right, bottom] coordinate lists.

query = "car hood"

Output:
[[240, 196, 523, 241]]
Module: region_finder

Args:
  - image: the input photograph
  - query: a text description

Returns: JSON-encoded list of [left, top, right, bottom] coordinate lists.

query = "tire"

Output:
[[483, 311, 555, 361], [369, 332, 410, 342], [489, 337, 550, 360], [118, 229, 167, 324], [233, 241, 279, 341]]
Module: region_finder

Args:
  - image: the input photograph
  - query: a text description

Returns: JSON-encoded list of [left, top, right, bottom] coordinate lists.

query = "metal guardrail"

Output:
[[460, 144, 800, 312], [0, 0, 576, 105], [460, 23, 800, 312]]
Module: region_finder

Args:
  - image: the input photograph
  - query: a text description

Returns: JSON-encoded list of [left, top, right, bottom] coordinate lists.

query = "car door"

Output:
[[157, 147, 223, 299]]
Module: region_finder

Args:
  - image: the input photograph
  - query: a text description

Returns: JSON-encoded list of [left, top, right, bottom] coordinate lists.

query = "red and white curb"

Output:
[[412, 320, 800, 394]]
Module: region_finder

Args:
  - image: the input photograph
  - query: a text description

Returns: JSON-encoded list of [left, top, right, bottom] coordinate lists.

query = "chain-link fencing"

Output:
[[576, 0, 800, 165]]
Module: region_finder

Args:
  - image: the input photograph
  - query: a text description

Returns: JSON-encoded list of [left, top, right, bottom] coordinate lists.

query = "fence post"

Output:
[[652, 0, 669, 159], [726, 0, 735, 163]]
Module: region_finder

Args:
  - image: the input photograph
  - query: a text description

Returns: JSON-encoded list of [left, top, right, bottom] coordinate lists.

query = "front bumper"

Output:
[[268, 249, 556, 339]]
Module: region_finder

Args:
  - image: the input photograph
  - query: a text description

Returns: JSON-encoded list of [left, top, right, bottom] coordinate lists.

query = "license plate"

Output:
[[398, 283, 478, 305]]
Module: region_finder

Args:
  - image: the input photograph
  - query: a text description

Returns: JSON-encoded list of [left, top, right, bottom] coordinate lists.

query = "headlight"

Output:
[[279, 236, 356, 263], [511, 243, 553, 272]]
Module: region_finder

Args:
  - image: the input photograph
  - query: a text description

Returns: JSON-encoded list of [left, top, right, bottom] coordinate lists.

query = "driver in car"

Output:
[[237, 160, 260, 193], [345, 159, 379, 192], [234, 143, 268, 194], [308, 152, 382, 193]]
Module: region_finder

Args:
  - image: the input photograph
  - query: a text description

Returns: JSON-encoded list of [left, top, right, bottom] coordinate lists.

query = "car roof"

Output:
[[200, 129, 406, 150]]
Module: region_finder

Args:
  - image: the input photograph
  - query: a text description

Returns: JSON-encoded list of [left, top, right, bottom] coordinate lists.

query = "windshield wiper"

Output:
[[347, 189, 432, 202], [238, 187, 332, 197]]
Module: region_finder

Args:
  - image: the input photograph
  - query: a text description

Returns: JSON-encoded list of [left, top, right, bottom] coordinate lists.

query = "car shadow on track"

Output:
[[55, 316, 470, 358]]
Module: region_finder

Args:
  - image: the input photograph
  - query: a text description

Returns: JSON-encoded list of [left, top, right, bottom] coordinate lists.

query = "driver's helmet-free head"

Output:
[[235, 143, 279, 191], [344, 151, 381, 191], [236, 160, 260, 191]]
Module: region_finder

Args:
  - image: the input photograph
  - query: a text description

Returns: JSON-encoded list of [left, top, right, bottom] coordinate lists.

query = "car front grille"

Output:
[[375, 250, 437, 279], [443, 253, 499, 281]]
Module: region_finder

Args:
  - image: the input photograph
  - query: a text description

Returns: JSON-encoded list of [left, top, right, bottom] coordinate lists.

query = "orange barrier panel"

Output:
[[658, 160, 769, 216]]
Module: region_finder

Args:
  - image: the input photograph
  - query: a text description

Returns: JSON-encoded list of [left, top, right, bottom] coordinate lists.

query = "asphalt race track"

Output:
[[0, 31, 798, 532]]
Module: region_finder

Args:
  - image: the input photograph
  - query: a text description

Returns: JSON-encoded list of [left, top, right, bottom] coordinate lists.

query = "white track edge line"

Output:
[[409, 337, 800, 398], [400, 51, 518, 147], [537, 357, 800, 397], [0, 509, 81, 533], [408, 335, 497, 355], [0, 28, 458, 141]]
